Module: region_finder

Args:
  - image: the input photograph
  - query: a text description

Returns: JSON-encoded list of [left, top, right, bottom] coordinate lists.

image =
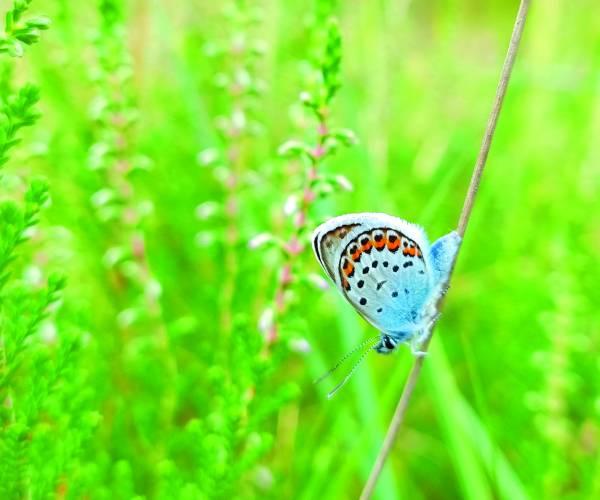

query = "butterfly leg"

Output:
[[409, 334, 428, 357], [408, 316, 436, 356], [407, 306, 440, 357]]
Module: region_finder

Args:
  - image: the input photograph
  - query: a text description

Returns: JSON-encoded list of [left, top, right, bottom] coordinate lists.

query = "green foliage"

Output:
[[320, 19, 342, 105], [0, 0, 50, 57], [1, 0, 599, 498], [0, 83, 41, 169], [0, 2, 92, 499]]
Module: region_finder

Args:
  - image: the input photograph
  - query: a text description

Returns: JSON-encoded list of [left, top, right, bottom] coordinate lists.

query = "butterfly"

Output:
[[312, 212, 461, 396]]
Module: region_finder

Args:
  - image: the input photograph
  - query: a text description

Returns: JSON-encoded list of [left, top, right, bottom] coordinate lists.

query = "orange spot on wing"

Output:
[[387, 238, 400, 251], [374, 236, 387, 249], [351, 248, 362, 261], [408, 247, 416, 257], [361, 239, 373, 252], [343, 262, 355, 277]]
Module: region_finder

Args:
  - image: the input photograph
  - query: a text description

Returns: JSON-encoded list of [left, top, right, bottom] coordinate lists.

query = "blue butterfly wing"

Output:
[[347, 228, 432, 335], [430, 231, 462, 286], [313, 214, 436, 337]]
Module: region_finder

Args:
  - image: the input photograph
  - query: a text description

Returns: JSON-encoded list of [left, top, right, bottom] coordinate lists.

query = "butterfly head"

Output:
[[374, 333, 401, 354]]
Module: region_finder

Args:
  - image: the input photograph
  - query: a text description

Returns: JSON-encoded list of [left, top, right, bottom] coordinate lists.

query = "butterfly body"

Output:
[[313, 213, 460, 355]]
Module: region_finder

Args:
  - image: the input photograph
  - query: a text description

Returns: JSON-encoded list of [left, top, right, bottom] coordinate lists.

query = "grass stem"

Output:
[[359, 1, 531, 498]]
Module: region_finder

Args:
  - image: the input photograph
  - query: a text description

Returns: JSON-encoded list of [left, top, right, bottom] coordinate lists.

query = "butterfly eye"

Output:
[[383, 335, 397, 350]]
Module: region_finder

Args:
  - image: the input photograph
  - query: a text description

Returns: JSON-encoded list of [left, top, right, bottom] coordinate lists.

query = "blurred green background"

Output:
[[1, 0, 600, 498]]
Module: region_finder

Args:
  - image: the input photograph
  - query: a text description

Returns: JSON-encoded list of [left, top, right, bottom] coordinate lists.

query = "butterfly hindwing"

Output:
[[430, 231, 462, 285], [313, 213, 435, 335]]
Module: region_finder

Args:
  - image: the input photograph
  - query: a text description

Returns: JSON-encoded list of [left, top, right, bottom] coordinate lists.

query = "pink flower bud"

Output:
[[294, 211, 306, 228], [313, 145, 326, 159]]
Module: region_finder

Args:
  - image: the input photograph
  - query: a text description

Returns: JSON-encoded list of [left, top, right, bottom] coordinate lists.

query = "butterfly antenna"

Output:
[[314, 334, 381, 385], [326, 338, 381, 399]]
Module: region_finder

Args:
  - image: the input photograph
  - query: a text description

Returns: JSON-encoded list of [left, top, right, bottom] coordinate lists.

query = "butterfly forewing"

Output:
[[313, 213, 434, 335]]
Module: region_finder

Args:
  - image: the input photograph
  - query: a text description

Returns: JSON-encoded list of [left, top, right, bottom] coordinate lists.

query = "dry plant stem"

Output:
[[457, 0, 531, 237], [359, 1, 531, 498]]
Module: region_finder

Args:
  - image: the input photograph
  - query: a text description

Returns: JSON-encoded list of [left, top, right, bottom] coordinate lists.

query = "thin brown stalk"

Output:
[[359, 1, 531, 498]]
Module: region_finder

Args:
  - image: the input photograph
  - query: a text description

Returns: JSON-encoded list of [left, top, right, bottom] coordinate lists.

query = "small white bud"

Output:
[[258, 308, 274, 334], [196, 148, 219, 167], [117, 308, 137, 328], [91, 188, 115, 207], [289, 338, 311, 354], [248, 233, 273, 249], [23, 265, 43, 286], [299, 91, 312, 103], [145, 279, 162, 300], [195, 201, 220, 220], [253, 466, 274, 490], [335, 175, 354, 191], [231, 109, 246, 130], [307, 273, 329, 291], [283, 195, 298, 216], [39, 322, 57, 344], [235, 68, 251, 88], [103, 246, 128, 268]]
